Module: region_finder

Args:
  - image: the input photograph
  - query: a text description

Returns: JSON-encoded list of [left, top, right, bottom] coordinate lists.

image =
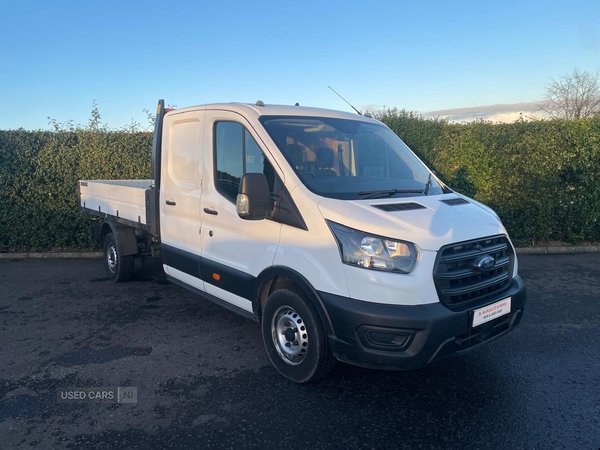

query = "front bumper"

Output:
[[319, 275, 526, 370]]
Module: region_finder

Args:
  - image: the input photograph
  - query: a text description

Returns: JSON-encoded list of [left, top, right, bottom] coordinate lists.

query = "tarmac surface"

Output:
[[0, 254, 598, 449]]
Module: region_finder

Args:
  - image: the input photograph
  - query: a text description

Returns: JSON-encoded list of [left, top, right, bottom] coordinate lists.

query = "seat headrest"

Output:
[[285, 144, 305, 168], [316, 147, 334, 168]]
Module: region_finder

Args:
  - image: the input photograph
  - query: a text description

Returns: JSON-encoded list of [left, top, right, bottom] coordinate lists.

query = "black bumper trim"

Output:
[[318, 275, 526, 370]]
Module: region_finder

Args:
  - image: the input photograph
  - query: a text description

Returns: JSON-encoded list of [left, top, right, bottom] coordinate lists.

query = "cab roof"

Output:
[[166, 102, 378, 123]]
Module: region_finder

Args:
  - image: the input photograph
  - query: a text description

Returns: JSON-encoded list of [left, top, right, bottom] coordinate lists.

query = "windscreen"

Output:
[[258, 116, 443, 200]]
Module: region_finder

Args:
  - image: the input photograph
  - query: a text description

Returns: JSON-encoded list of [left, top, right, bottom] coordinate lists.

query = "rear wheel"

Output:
[[103, 232, 135, 282], [261, 287, 336, 383]]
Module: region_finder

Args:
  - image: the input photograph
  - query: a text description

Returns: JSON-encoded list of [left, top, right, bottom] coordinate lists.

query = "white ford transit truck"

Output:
[[79, 100, 526, 383]]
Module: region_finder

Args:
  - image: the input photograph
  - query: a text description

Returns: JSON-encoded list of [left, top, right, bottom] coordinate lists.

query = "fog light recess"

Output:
[[357, 325, 414, 351]]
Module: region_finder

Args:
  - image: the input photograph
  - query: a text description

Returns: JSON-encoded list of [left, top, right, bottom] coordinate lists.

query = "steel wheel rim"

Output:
[[107, 243, 118, 273], [271, 306, 308, 365]]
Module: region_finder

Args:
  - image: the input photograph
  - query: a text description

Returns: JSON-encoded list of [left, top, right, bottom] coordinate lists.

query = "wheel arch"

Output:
[[253, 266, 335, 337], [100, 220, 139, 256]]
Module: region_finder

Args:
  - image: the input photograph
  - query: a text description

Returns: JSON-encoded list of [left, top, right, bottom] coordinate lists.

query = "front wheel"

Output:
[[103, 233, 135, 282], [261, 287, 336, 383]]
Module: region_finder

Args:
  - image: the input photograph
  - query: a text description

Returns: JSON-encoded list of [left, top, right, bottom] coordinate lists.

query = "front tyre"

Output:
[[102, 232, 135, 282], [261, 287, 336, 383]]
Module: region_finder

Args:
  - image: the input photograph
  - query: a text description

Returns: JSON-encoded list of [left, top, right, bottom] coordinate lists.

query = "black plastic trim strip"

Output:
[[163, 250, 330, 330], [276, 185, 308, 231], [162, 245, 201, 278], [162, 244, 256, 301], [145, 188, 160, 236], [199, 257, 256, 300], [151, 100, 165, 191], [167, 276, 259, 322]]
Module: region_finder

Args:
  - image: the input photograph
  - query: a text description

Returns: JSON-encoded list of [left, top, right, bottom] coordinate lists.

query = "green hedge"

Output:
[[1, 113, 599, 251], [378, 109, 600, 245], [0, 130, 152, 251]]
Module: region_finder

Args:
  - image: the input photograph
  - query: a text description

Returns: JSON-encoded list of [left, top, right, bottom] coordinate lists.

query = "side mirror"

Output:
[[236, 173, 271, 220]]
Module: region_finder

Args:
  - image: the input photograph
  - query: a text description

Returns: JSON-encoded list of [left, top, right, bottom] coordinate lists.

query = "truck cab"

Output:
[[80, 100, 526, 383]]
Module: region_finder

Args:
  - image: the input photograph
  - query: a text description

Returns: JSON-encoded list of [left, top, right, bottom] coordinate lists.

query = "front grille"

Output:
[[434, 235, 514, 309], [372, 202, 426, 212]]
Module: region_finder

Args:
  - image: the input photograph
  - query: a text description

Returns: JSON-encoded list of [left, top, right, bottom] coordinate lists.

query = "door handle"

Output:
[[165, 200, 176, 206], [203, 207, 218, 216]]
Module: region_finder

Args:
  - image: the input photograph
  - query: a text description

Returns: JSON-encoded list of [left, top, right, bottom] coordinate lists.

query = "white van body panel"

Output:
[[273, 186, 350, 298], [272, 185, 498, 305], [160, 109, 206, 289], [206, 284, 254, 312], [168, 267, 205, 293], [316, 196, 506, 252], [342, 251, 439, 305]]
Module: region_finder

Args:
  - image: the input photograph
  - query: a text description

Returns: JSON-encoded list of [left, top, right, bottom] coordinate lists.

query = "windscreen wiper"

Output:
[[358, 189, 424, 199], [424, 173, 432, 195]]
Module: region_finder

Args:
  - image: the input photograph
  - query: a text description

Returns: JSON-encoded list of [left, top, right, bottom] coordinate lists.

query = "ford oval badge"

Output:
[[474, 255, 496, 271]]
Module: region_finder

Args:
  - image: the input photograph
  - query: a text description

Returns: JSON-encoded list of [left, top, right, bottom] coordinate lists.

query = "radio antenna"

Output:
[[328, 86, 362, 115]]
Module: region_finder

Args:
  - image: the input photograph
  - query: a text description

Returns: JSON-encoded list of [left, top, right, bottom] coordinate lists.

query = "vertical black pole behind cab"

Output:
[[151, 99, 165, 190], [147, 99, 166, 236]]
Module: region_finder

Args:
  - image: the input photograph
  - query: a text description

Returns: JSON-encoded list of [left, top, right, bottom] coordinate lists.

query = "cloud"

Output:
[[423, 101, 544, 123]]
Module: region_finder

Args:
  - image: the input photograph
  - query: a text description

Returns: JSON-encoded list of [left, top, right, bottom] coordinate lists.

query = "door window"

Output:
[[214, 122, 275, 202]]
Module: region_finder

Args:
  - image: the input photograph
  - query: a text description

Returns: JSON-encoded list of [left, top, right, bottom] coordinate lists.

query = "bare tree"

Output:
[[538, 68, 600, 119]]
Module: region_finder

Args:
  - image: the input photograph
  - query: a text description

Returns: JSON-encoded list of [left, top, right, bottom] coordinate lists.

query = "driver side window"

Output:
[[214, 121, 275, 203]]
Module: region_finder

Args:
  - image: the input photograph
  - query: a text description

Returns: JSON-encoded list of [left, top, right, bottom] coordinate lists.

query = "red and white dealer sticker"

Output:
[[472, 297, 511, 327]]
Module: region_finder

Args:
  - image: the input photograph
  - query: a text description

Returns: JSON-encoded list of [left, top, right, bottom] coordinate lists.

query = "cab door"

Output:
[[160, 111, 205, 291], [199, 110, 282, 313]]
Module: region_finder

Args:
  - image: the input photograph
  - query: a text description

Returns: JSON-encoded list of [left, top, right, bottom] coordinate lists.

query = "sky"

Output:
[[1, 0, 599, 130]]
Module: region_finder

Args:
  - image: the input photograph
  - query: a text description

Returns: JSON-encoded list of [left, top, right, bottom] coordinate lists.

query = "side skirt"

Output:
[[166, 275, 260, 322]]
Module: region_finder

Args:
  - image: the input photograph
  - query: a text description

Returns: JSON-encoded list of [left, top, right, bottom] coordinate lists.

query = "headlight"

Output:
[[327, 221, 419, 273]]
